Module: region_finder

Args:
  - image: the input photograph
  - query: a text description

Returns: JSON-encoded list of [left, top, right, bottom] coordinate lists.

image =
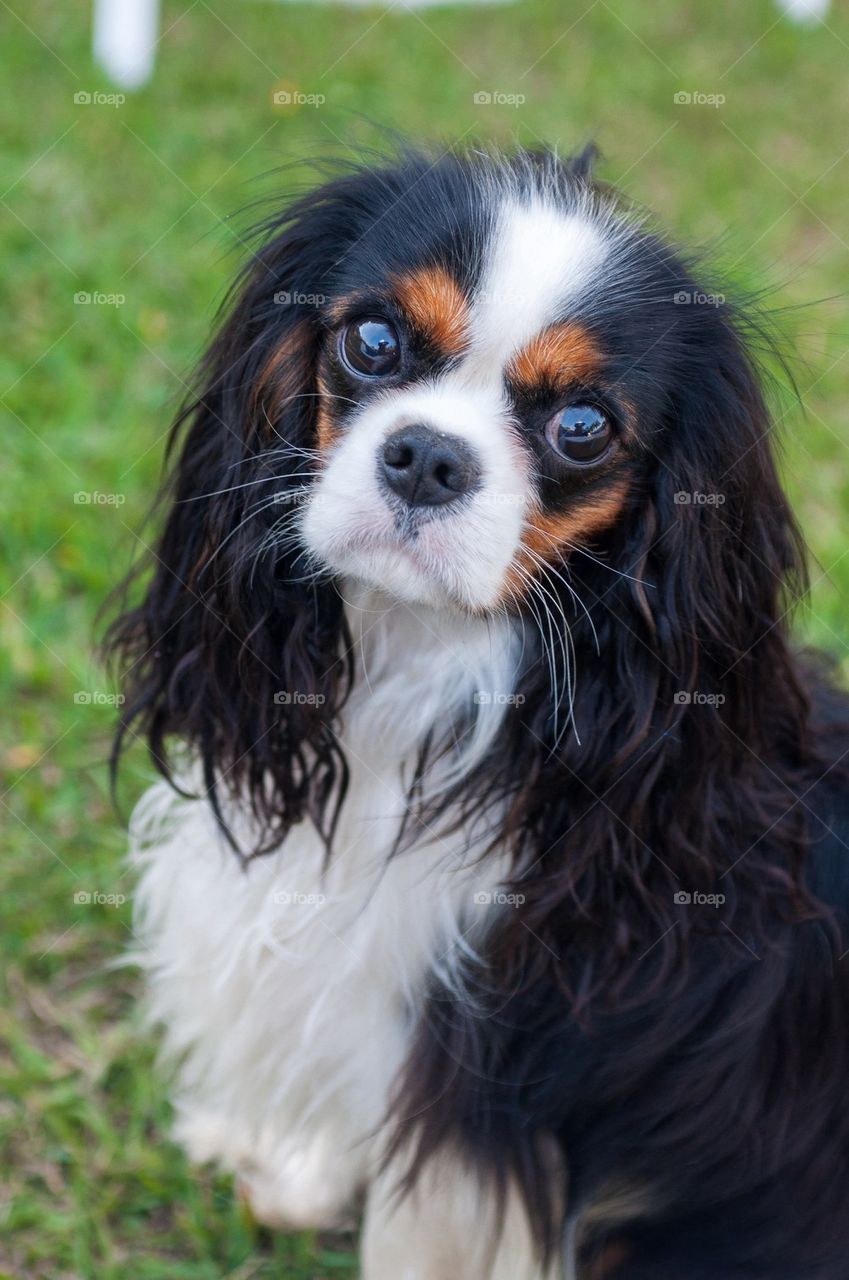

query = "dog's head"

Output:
[[237, 146, 772, 617], [297, 149, 633, 613], [110, 146, 809, 875]]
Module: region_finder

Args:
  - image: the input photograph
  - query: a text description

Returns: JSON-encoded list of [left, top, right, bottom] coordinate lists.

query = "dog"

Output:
[[109, 145, 849, 1279]]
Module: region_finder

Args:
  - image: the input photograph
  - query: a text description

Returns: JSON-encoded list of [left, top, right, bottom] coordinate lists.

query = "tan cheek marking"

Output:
[[523, 481, 630, 558], [507, 323, 604, 392], [500, 479, 630, 604], [391, 266, 470, 355]]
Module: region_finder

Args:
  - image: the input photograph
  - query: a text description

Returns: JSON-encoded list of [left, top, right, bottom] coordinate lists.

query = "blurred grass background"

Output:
[[1, 0, 848, 1275]]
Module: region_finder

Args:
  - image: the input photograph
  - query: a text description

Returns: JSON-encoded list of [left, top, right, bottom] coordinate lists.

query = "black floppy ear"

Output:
[[554, 301, 809, 766], [107, 197, 352, 854], [631, 306, 807, 742], [495, 305, 816, 1012]]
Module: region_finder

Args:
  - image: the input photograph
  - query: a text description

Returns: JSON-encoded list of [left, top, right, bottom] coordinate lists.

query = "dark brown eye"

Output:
[[340, 317, 401, 377], [545, 404, 612, 464]]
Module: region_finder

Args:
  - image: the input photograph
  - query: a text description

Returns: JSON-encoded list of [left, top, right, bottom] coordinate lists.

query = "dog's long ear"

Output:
[[596, 304, 817, 959], [632, 306, 808, 747], [596, 303, 814, 895], [499, 301, 817, 1007], [106, 189, 357, 854]]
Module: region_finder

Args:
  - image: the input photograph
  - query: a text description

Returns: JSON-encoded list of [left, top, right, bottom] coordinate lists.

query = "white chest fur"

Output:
[[129, 588, 521, 1229]]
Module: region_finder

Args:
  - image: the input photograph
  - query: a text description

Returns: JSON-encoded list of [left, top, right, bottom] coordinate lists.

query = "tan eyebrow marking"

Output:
[[391, 266, 471, 355], [507, 323, 605, 392]]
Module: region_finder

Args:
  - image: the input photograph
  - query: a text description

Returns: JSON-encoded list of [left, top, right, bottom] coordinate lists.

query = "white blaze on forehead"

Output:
[[464, 197, 609, 376]]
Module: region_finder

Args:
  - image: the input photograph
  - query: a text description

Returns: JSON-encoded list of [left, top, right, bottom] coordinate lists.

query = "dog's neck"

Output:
[[341, 579, 524, 785]]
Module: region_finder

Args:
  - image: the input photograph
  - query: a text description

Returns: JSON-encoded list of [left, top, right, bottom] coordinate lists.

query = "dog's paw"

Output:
[[175, 1107, 256, 1168], [175, 1106, 363, 1230], [234, 1137, 361, 1231]]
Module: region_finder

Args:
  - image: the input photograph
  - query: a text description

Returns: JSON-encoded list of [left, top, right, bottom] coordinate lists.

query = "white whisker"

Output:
[[522, 542, 600, 657], [180, 470, 320, 503]]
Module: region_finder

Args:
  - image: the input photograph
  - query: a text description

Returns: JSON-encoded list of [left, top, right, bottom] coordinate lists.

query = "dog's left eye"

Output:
[[545, 404, 613, 464], [340, 317, 401, 377]]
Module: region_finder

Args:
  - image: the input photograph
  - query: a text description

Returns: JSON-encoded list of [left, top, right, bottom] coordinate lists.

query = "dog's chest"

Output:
[[131, 596, 520, 1154]]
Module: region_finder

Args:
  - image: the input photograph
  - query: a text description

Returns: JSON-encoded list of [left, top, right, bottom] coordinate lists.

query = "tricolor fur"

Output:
[[109, 146, 849, 1279]]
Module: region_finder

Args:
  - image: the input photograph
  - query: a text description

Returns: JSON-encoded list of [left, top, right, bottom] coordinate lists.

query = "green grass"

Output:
[[2, 0, 849, 1274]]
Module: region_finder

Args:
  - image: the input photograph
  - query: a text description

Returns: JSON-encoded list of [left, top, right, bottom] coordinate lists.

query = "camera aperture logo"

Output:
[[273, 690, 326, 705]]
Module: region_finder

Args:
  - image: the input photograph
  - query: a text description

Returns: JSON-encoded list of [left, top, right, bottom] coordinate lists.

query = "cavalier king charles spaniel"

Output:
[[109, 146, 849, 1279]]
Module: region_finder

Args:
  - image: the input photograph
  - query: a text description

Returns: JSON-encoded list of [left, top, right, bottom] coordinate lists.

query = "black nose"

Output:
[[379, 425, 481, 507]]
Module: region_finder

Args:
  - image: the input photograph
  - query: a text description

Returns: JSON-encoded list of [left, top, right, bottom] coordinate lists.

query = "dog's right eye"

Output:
[[340, 317, 401, 377]]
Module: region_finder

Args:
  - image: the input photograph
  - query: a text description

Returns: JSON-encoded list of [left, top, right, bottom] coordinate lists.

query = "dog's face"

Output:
[[293, 162, 675, 613], [301, 190, 637, 611], [184, 149, 764, 621]]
